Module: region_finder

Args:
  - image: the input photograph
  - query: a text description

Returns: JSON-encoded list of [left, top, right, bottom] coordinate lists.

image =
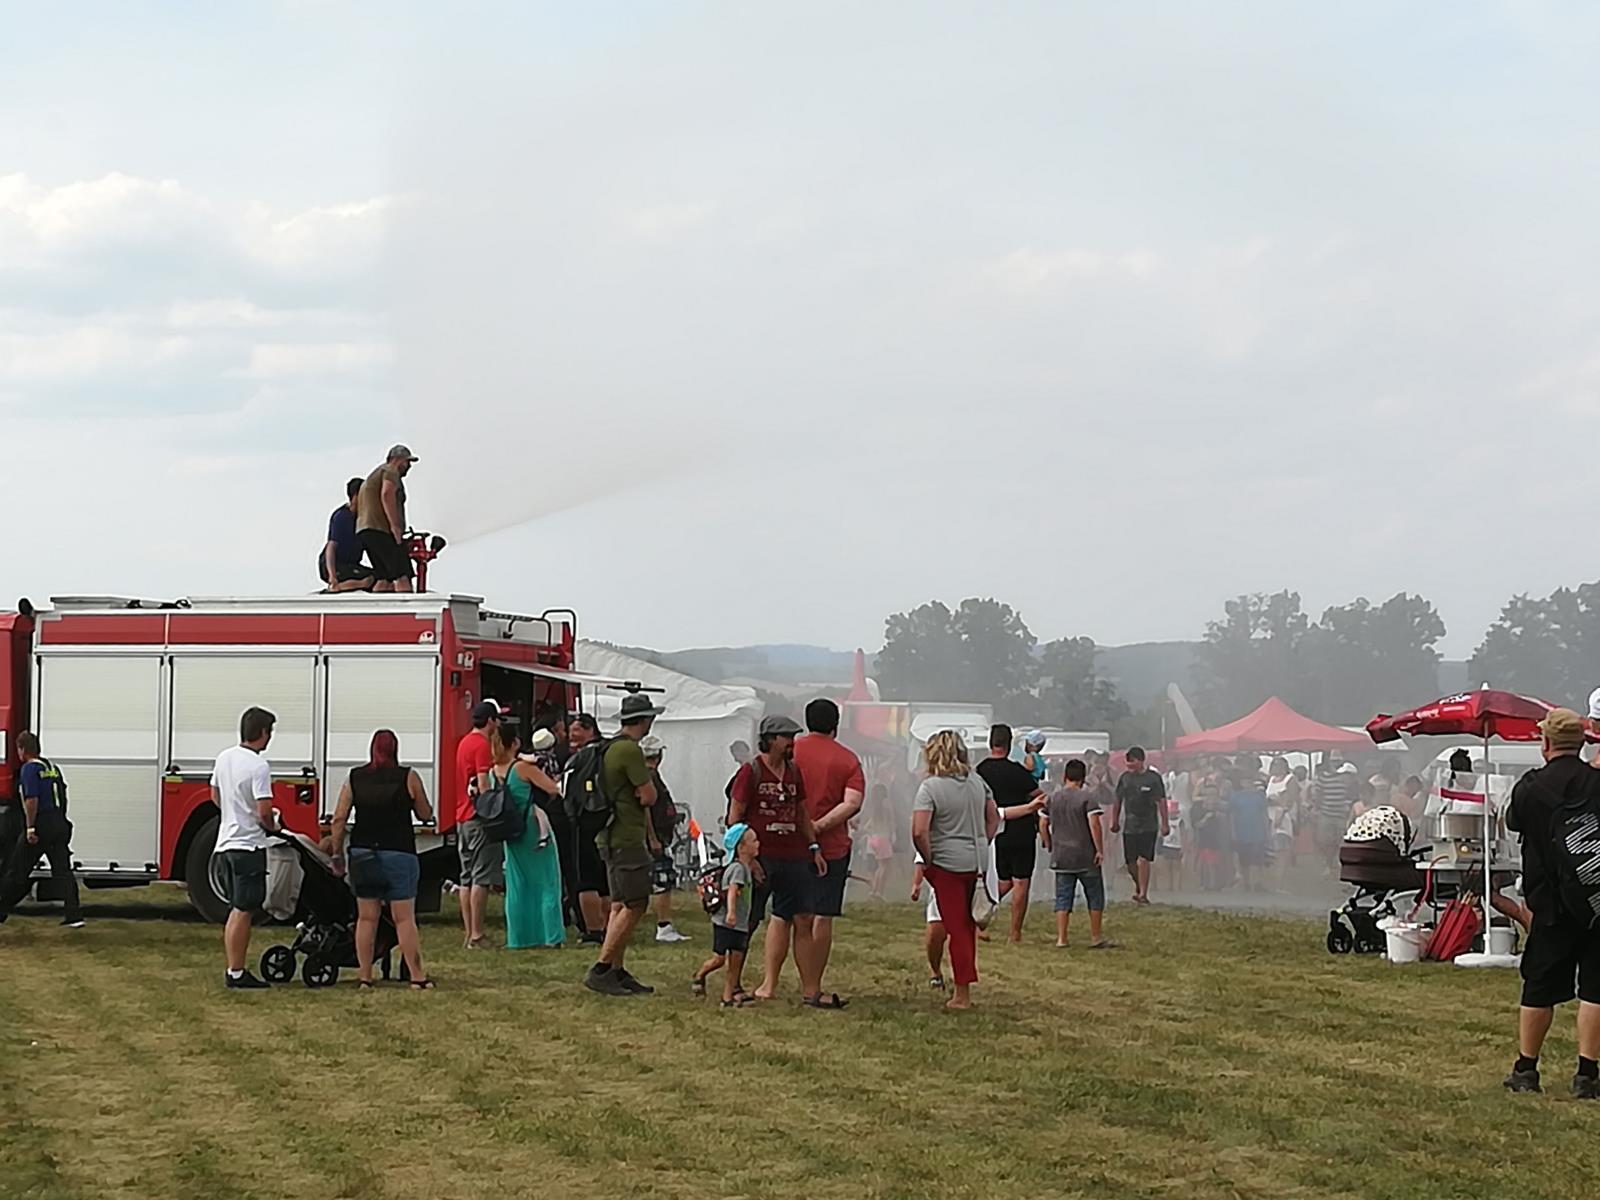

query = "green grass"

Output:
[[1, 891, 1596, 1200]]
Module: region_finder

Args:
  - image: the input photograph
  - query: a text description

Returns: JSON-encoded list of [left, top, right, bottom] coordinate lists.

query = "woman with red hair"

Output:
[[330, 729, 435, 989]]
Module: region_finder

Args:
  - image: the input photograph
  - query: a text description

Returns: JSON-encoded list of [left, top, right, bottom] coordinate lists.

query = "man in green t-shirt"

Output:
[[584, 693, 666, 998]]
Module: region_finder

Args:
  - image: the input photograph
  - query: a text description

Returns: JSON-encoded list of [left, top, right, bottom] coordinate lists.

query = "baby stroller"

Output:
[[1326, 807, 1426, 955], [258, 831, 401, 988]]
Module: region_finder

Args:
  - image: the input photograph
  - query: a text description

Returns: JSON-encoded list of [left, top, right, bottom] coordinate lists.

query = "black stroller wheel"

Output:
[[260, 945, 297, 983], [1327, 925, 1354, 954], [302, 956, 339, 989]]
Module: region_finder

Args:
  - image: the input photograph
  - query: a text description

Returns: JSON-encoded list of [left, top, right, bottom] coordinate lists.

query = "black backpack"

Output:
[[474, 766, 527, 844], [564, 739, 616, 821], [1546, 776, 1600, 929]]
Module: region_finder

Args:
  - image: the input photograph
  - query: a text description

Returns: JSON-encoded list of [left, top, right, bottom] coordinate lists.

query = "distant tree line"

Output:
[[875, 580, 1600, 739]]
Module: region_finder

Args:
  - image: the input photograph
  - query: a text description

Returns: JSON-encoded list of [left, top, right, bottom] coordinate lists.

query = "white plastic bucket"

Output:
[[1488, 925, 1516, 956], [1385, 923, 1427, 964]]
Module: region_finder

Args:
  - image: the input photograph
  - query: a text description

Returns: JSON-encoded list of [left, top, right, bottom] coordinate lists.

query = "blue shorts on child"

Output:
[[1054, 868, 1105, 913]]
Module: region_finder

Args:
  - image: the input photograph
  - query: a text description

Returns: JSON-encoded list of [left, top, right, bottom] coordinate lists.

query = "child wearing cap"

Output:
[[692, 823, 761, 1007]]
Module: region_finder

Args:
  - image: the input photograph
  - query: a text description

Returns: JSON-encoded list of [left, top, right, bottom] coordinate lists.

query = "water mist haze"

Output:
[[9, 4, 1600, 663]]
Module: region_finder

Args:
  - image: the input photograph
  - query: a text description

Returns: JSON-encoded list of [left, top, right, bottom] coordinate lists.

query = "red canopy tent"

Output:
[[1175, 696, 1371, 754]]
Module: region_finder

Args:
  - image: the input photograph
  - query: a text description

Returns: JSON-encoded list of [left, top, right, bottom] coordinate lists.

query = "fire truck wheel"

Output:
[[184, 816, 268, 926]]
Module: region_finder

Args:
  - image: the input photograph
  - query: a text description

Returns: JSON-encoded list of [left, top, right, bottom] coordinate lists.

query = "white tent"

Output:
[[576, 641, 764, 830]]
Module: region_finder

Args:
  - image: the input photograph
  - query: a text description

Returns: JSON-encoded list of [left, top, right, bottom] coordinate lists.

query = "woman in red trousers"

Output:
[[911, 730, 1000, 1011]]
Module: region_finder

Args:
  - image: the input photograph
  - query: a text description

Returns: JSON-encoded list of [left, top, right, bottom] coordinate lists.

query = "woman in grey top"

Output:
[[911, 731, 1000, 1011]]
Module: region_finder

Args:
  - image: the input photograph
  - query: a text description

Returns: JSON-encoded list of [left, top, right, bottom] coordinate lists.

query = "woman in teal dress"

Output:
[[489, 726, 566, 949]]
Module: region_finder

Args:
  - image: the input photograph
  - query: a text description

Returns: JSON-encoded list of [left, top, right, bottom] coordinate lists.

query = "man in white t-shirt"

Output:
[[210, 706, 279, 989]]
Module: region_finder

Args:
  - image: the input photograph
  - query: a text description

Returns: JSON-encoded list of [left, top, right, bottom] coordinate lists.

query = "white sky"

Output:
[[4, 2, 1599, 656]]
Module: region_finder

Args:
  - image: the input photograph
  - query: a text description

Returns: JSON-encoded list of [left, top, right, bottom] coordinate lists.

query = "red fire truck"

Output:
[[0, 587, 624, 922]]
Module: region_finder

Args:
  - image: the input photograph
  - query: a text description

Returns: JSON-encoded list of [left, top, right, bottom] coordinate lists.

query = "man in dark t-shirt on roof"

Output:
[[318, 478, 375, 592], [975, 724, 1047, 944]]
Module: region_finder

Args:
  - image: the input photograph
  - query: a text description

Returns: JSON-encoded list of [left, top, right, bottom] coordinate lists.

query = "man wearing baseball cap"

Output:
[[1503, 707, 1600, 1100], [355, 443, 420, 593], [454, 698, 505, 949], [729, 715, 834, 1007]]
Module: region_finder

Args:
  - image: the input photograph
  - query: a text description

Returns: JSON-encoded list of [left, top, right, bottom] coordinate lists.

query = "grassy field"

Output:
[[1, 890, 1596, 1200]]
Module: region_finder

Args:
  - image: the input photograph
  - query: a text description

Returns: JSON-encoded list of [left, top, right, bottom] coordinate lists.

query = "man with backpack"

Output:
[[1503, 708, 1600, 1100], [583, 693, 666, 997], [564, 713, 612, 944], [0, 731, 83, 928], [455, 699, 504, 950]]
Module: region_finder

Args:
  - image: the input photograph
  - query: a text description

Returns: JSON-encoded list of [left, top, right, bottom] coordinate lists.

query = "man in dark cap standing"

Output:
[[1503, 708, 1600, 1100], [356, 443, 419, 593], [729, 715, 834, 1007]]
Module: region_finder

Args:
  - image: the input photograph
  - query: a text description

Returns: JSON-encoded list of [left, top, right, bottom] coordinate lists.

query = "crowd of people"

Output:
[[6, 684, 1600, 1089]]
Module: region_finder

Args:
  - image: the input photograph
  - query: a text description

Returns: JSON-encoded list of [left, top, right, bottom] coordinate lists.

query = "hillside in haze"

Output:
[[603, 641, 1473, 725]]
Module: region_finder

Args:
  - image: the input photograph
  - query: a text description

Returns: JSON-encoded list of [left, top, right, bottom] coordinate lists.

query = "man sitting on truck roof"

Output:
[[319, 477, 376, 593], [356, 444, 418, 594]]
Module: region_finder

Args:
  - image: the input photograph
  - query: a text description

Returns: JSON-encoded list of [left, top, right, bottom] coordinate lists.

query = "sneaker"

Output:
[[615, 969, 655, 995], [583, 965, 634, 997], [655, 924, 689, 944], [579, 930, 606, 946], [60, 919, 86, 929], [225, 971, 271, 990], [1572, 1073, 1600, 1101], [1503, 1067, 1542, 1094]]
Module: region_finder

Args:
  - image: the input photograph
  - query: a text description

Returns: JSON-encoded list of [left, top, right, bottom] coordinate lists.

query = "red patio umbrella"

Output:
[[1365, 689, 1554, 745], [1366, 687, 1560, 960]]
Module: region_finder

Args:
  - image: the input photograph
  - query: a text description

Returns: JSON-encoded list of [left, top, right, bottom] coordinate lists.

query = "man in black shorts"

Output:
[[729, 716, 832, 1005], [976, 724, 1047, 944], [355, 443, 418, 593], [1502, 708, 1600, 1099], [1110, 746, 1168, 905]]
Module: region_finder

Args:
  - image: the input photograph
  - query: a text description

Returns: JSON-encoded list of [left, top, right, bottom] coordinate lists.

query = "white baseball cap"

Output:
[[1587, 686, 1600, 722]]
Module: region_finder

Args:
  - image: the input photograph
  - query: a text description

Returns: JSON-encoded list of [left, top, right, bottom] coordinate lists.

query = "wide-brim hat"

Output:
[[618, 694, 667, 724]]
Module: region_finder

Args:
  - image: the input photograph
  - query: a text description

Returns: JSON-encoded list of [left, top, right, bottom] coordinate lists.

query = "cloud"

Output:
[[0, 173, 394, 426], [0, 172, 393, 284], [0, 322, 191, 384], [230, 340, 394, 380], [983, 246, 1161, 292]]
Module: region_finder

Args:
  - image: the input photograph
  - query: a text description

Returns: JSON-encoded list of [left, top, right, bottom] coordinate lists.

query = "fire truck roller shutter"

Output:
[[325, 655, 439, 810], [170, 656, 316, 770], [35, 654, 162, 873]]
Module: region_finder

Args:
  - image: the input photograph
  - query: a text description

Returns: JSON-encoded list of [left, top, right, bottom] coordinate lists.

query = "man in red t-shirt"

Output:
[[729, 715, 833, 1007], [755, 699, 865, 1004], [454, 699, 502, 948]]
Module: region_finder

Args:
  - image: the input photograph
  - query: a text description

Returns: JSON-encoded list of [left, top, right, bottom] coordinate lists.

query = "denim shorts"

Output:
[[1054, 868, 1105, 913], [349, 848, 420, 902]]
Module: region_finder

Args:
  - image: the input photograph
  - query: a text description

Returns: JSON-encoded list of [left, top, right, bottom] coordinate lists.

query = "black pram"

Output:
[[1326, 806, 1428, 955], [258, 831, 401, 988]]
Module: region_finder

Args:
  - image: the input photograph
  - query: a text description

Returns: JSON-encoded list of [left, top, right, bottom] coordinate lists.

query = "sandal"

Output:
[[720, 994, 757, 1008], [803, 992, 849, 1011], [357, 980, 376, 992], [409, 978, 436, 991], [929, 976, 946, 990], [691, 977, 707, 997]]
